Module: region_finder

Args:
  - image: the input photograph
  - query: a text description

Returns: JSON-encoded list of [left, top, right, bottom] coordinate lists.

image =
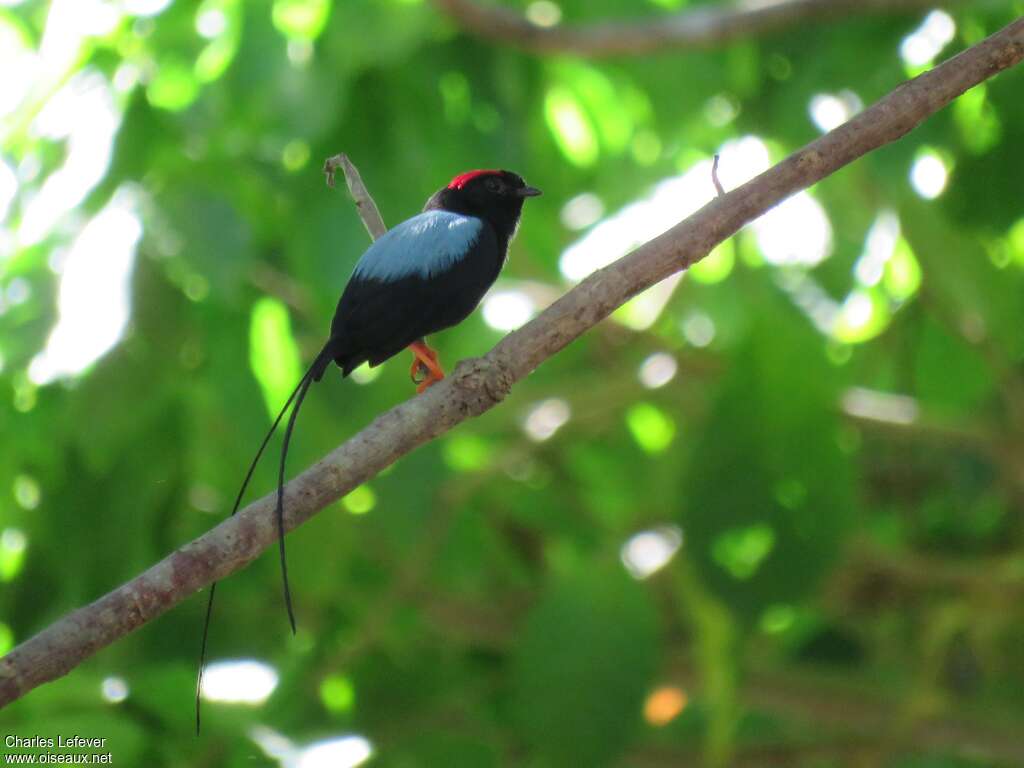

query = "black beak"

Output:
[[517, 185, 543, 198]]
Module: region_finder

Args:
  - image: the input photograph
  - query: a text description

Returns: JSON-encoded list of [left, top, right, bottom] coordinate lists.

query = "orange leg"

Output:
[[408, 340, 445, 393]]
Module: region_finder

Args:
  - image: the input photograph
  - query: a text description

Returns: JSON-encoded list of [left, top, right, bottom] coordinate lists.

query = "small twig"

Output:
[[323, 153, 387, 241], [711, 154, 726, 198]]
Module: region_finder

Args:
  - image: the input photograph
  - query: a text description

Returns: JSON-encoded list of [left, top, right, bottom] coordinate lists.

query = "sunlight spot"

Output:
[[621, 525, 682, 579], [0, 17, 35, 118], [910, 150, 948, 199], [808, 90, 862, 132], [613, 273, 682, 330], [523, 398, 570, 442], [626, 403, 675, 454], [682, 312, 715, 348], [1, 529, 26, 553], [297, 736, 373, 768], [525, 0, 561, 27], [638, 352, 677, 389], [883, 238, 921, 301], [101, 676, 129, 703], [809, 94, 845, 132], [273, 0, 331, 41], [348, 362, 379, 385], [544, 86, 598, 167], [29, 187, 141, 384], [6, 277, 29, 306], [841, 291, 872, 329], [282, 139, 310, 172], [443, 433, 493, 472], [715, 135, 771, 188], [342, 485, 376, 515], [196, 7, 227, 38], [483, 289, 534, 331], [760, 604, 797, 634], [200, 659, 278, 704], [147, 57, 199, 111], [41, 0, 120, 74], [833, 288, 890, 343], [953, 83, 1000, 154], [712, 523, 775, 580], [854, 210, 900, 286], [558, 137, 828, 282], [113, 62, 140, 93], [196, 33, 240, 82], [776, 270, 839, 336], [754, 191, 832, 266], [189, 484, 220, 514], [320, 674, 355, 713], [287, 39, 313, 66], [704, 94, 738, 127], [13, 379, 36, 412], [0, 527, 27, 582], [123, 0, 173, 15], [249, 726, 294, 763], [560, 192, 604, 231], [559, 152, 719, 282], [251, 728, 375, 768], [0, 158, 16, 223], [841, 387, 919, 426], [13, 474, 40, 509], [631, 130, 661, 165], [900, 10, 956, 67], [644, 686, 687, 726], [688, 241, 734, 284], [21, 71, 120, 246], [249, 297, 302, 420]]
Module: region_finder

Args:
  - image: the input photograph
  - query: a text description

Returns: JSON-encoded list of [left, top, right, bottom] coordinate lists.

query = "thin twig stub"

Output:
[[324, 153, 387, 241]]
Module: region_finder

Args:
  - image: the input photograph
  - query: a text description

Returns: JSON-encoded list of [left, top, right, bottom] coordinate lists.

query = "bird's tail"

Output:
[[196, 340, 337, 734]]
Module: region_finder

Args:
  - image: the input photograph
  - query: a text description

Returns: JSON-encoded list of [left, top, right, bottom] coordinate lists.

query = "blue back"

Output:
[[353, 210, 484, 282]]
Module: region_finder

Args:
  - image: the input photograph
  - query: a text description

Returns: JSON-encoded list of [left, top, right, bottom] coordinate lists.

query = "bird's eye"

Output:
[[485, 177, 502, 192]]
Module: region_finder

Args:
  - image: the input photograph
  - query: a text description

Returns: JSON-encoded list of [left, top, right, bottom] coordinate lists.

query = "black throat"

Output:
[[424, 187, 525, 253]]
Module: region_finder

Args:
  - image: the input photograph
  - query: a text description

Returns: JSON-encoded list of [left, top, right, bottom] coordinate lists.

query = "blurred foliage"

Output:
[[2, 0, 1024, 766]]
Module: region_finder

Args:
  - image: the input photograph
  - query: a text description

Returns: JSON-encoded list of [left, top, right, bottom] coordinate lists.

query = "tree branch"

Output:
[[3, 17, 1023, 709], [431, 0, 972, 57]]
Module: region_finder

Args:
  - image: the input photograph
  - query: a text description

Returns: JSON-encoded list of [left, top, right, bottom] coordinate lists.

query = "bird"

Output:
[[196, 168, 541, 731]]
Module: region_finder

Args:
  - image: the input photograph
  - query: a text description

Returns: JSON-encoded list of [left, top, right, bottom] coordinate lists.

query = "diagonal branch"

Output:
[[2, 17, 1023, 709], [431, 0, 972, 57]]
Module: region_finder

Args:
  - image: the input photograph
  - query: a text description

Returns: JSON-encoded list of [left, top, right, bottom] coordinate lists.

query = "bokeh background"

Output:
[[2, 0, 1024, 765]]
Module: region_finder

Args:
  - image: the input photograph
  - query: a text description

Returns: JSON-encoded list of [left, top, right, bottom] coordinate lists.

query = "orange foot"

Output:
[[408, 340, 445, 393]]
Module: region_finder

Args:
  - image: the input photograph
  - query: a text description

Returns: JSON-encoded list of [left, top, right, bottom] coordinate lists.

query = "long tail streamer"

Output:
[[196, 345, 333, 734]]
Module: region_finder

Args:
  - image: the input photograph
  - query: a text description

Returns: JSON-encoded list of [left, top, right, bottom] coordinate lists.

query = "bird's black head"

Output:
[[425, 169, 541, 240]]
